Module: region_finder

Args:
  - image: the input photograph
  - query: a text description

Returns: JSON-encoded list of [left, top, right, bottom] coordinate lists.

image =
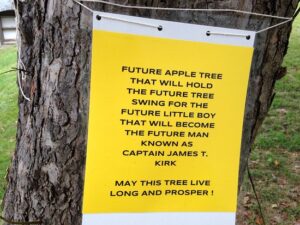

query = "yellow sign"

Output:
[[82, 12, 255, 225]]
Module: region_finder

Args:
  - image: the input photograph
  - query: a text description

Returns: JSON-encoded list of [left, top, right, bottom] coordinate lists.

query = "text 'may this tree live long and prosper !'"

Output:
[[82, 12, 255, 225]]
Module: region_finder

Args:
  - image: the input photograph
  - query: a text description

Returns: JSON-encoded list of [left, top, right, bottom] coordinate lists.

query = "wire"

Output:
[[74, 0, 294, 35], [247, 161, 267, 225], [78, 0, 292, 20], [293, 7, 300, 20], [206, 31, 251, 39], [17, 66, 31, 101], [256, 18, 293, 34], [75, 0, 93, 12], [98, 14, 159, 28], [16, 0, 31, 101]]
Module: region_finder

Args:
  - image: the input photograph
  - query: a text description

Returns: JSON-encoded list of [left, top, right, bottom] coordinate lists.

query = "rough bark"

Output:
[[2, 0, 299, 224]]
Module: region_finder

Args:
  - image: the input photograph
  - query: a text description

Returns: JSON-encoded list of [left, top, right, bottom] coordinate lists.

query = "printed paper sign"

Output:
[[82, 12, 255, 225]]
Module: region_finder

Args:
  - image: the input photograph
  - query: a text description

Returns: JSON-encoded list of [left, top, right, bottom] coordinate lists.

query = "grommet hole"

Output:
[[96, 15, 101, 21]]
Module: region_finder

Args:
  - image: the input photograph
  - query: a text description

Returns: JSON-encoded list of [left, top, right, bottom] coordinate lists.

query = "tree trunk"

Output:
[[2, 0, 299, 224]]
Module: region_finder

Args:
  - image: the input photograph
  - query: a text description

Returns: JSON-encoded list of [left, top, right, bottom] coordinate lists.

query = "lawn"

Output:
[[237, 17, 300, 225], [0, 45, 18, 204], [0, 17, 299, 225]]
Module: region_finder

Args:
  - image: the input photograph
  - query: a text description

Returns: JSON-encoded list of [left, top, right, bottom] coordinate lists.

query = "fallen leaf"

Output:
[[278, 178, 287, 185], [274, 160, 280, 167], [243, 211, 252, 219], [243, 196, 250, 205], [277, 108, 288, 116], [282, 212, 288, 220], [255, 216, 264, 225], [273, 215, 282, 223]]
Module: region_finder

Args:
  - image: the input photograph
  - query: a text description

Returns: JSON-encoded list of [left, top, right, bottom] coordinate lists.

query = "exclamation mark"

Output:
[[211, 190, 214, 196]]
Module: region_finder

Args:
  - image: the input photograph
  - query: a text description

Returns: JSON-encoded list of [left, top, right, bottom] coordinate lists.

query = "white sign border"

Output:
[[83, 212, 235, 225], [93, 12, 256, 47]]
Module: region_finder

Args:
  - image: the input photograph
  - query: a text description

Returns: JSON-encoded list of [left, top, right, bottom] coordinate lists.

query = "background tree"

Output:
[[2, 0, 299, 224]]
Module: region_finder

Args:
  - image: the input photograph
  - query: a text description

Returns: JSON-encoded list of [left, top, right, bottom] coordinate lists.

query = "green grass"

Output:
[[255, 16, 300, 152], [238, 16, 300, 225], [0, 45, 18, 202]]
